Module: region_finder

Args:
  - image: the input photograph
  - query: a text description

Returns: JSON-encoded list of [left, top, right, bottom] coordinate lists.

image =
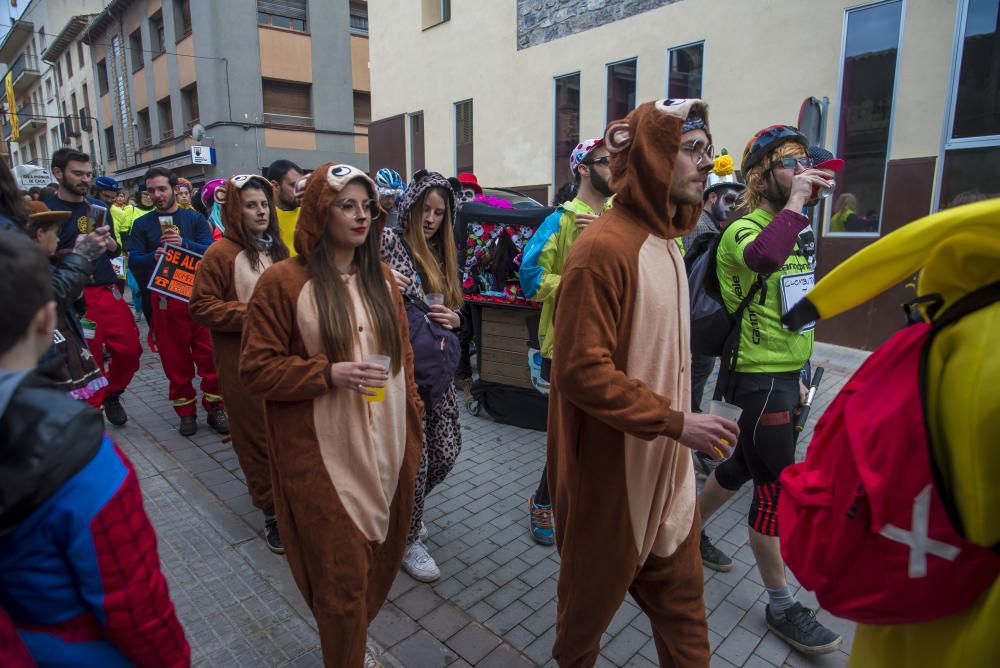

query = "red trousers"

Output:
[[151, 294, 222, 416], [83, 284, 142, 409]]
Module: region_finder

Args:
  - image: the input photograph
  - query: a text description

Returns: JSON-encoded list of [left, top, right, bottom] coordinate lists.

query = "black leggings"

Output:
[[714, 372, 799, 537]]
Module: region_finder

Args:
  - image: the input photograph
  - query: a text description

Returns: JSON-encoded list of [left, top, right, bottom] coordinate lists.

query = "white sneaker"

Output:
[[363, 643, 382, 668], [418, 521, 428, 541], [402, 540, 440, 582]]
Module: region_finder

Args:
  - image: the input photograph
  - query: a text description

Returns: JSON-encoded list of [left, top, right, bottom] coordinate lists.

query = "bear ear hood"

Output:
[[294, 163, 381, 259], [221, 175, 273, 246], [605, 98, 710, 238]]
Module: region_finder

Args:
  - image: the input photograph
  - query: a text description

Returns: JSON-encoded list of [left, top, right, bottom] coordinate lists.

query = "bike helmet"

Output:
[[741, 125, 809, 175], [375, 168, 405, 197]]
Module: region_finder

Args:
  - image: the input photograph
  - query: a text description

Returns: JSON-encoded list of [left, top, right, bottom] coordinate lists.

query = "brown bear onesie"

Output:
[[239, 164, 423, 666], [190, 176, 279, 520], [547, 99, 711, 667]]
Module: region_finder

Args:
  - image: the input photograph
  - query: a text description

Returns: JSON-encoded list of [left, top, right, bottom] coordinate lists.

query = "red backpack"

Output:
[[778, 282, 1000, 625]]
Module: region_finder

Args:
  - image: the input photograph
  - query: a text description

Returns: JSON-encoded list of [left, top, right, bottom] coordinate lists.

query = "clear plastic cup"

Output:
[[424, 293, 444, 307], [362, 354, 390, 403], [709, 400, 743, 459], [709, 399, 743, 423]]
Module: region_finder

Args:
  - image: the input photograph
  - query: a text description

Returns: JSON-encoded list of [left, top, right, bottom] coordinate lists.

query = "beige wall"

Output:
[[370, 0, 958, 192], [264, 128, 317, 151], [259, 27, 312, 82], [176, 35, 196, 89], [351, 34, 370, 91], [152, 51, 169, 101]]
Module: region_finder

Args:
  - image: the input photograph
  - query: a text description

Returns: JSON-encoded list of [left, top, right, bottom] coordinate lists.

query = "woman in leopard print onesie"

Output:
[[380, 170, 464, 583]]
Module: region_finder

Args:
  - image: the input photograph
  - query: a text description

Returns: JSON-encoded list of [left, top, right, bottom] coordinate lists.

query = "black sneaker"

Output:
[[179, 415, 198, 436], [700, 530, 733, 572], [766, 602, 843, 655], [103, 393, 128, 426], [207, 406, 230, 435], [264, 517, 285, 554]]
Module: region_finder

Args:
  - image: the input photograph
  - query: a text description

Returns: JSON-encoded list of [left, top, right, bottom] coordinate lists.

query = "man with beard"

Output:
[[46, 150, 141, 425], [547, 99, 739, 665], [519, 138, 613, 546], [128, 167, 227, 437], [267, 159, 304, 257]]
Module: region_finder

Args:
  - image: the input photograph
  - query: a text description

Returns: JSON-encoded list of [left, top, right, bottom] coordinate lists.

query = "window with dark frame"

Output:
[[105, 126, 117, 160], [668, 43, 703, 99], [940, 0, 1000, 207], [150, 11, 166, 57], [455, 99, 473, 174], [77, 41, 85, 69], [257, 0, 308, 32], [350, 2, 369, 34], [137, 108, 151, 147], [65, 51, 73, 77], [829, 0, 903, 235], [129, 28, 144, 72], [97, 59, 109, 96], [410, 111, 425, 174], [554, 73, 581, 193], [157, 97, 173, 142], [262, 79, 313, 127], [181, 84, 200, 131], [353, 91, 371, 125], [174, 0, 193, 39], [606, 59, 637, 124]]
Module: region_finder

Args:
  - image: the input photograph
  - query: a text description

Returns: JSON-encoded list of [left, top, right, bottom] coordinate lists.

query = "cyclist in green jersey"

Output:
[[697, 125, 843, 655]]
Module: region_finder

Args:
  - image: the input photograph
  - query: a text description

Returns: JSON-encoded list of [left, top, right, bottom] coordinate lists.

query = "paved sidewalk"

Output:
[[121, 328, 867, 666]]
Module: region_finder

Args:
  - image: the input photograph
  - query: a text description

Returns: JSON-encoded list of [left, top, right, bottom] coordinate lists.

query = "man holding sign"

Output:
[[47, 149, 141, 425], [128, 167, 227, 437]]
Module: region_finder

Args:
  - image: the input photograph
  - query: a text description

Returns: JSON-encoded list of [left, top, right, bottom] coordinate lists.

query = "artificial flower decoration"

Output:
[[714, 149, 734, 176]]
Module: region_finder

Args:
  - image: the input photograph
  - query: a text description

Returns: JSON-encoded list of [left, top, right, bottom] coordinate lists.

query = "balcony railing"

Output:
[[11, 53, 40, 83], [16, 104, 42, 130], [161, 128, 175, 142], [262, 112, 312, 128]]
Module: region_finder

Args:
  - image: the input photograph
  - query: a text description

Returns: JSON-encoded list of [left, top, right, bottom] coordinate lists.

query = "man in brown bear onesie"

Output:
[[547, 99, 740, 667]]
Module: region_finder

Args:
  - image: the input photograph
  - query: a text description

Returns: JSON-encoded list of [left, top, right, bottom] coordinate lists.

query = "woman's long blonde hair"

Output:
[[404, 186, 463, 309], [735, 142, 807, 214]]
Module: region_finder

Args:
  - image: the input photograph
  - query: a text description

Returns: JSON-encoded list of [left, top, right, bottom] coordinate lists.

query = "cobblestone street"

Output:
[[122, 334, 867, 667]]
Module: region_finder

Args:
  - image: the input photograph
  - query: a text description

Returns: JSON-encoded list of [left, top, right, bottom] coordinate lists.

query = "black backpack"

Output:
[[685, 230, 766, 359]]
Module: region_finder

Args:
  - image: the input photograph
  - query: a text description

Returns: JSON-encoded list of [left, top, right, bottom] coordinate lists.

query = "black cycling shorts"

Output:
[[714, 371, 800, 536]]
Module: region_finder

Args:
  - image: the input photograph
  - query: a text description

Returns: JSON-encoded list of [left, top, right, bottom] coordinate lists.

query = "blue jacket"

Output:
[[127, 207, 213, 286], [0, 371, 189, 666]]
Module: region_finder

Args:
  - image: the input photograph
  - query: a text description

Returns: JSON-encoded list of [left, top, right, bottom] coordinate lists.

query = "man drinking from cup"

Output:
[[46, 149, 141, 425]]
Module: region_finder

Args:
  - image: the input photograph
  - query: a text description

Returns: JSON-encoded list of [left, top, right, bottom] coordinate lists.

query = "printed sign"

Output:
[[190, 145, 216, 165], [780, 271, 816, 332], [147, 244, 203, 302]]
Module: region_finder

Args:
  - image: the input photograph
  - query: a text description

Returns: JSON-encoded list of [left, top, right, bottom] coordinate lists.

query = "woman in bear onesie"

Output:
[[240, 164, 423, 666], [190, 174, 290, 552]]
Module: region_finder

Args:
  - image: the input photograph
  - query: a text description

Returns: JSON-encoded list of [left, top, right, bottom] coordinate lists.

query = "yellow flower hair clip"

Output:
[[714, 149, 734, 176]]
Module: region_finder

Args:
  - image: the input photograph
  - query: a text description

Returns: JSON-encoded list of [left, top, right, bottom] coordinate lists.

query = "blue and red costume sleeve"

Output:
[[63, 438, 191, 667], [0, 607, 34, 667]]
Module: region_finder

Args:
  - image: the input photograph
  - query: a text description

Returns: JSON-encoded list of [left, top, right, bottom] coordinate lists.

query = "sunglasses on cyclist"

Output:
[[774, 156, 814, 171], [583, 156, 611, 166]]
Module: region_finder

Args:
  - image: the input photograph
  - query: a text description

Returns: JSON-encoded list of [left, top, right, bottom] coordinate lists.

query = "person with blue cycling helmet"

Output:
[[375, 167, 406, 230]]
